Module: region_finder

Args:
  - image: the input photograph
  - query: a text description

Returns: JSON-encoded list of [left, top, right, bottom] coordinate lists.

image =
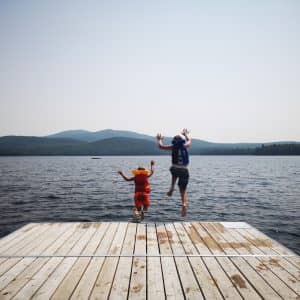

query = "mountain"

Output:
[[191, 139, 261, 149], [0, 136, 162, 156], [1, 130, 299, 155], [46, 129, 155, 143], [0, 136, 83, 155], [71, 137, 162, 155], [255, 144, 300, 155], [46, 129, 262, 149]]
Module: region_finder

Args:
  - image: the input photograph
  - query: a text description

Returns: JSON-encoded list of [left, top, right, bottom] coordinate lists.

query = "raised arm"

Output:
[[118, 171, 134, 181], [148, 160, 155, 178], [156, 133, 173, 150], [182, 128, 192, 148]]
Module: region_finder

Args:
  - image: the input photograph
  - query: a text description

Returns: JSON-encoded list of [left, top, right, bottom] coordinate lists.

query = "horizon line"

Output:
[[1, 128, 300, 144]]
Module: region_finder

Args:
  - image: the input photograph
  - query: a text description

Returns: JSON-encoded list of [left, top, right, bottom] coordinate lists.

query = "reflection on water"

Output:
[[0, 156, 299, 254]]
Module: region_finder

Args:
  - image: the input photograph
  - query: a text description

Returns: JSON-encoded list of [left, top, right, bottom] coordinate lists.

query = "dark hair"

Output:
[[172, 135, 185, 148]]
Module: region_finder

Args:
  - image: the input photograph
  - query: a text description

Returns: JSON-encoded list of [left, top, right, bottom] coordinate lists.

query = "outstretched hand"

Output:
[[156, 133, 163, 141], [118, 171, 123, 175], [182, 128, 190, 137], [150, 160, 155, 166]]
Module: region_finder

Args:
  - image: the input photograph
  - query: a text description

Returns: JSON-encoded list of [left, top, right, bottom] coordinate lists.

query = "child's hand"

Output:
[[118, 171, 123, 175], [156, 133, 163, 141], [150, 160, 155, 166], [182, 128, 190, 137]]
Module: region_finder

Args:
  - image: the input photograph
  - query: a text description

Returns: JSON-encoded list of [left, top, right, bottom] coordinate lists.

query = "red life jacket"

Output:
[[134, 174, 151, 194]]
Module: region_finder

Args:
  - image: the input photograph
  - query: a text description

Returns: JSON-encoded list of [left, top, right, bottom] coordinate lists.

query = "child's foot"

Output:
[[141, 210, 145, 220], [167, 188, 174, 197], [134, 208, 140, 218], [181, 202, 187, 217], [181, 206, 187, 217]]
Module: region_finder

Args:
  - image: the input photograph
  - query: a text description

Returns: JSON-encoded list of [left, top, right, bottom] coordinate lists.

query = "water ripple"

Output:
[[0, 156, 299, 254]]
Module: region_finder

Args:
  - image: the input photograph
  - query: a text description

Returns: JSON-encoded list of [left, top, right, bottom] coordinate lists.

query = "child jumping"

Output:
[[156, 129, 191, 216], [118, 160, 154, 219]]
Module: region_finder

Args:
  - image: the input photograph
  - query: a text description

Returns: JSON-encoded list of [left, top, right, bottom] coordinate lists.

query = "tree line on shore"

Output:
[[0, 135, 299, 155], [254, 143, 300, 155]]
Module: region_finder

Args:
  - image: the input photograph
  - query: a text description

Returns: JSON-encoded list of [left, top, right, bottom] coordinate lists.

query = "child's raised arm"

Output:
[[182, 128, 192, 148], [156, 133, 173, 150], [118, 171, 134, 181], [148, 160, 155, 178]]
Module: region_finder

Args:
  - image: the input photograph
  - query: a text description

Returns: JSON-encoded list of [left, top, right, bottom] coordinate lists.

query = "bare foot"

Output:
[[181, 206, 187, 217], [134, 208, 140, 218], [167, 188, 174, 197], [141, 210, 145, 220]]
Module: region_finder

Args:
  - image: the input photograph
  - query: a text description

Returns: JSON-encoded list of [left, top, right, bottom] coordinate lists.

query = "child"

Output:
[[118, 160, 154, 219], [156, 129, 191, 216]]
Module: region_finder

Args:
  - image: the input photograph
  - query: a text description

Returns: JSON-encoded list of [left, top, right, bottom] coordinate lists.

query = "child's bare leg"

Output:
[[179, 186, 187, 216], [167, 175, 177, 196], [181, 205, 187, 217], [179, 187, 187, 206], [141, 205, 148, 220], [133, 207, 140, 218]]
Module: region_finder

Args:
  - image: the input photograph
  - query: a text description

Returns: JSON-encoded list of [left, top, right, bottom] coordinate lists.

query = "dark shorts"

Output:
[[170, 166, 189, 190]]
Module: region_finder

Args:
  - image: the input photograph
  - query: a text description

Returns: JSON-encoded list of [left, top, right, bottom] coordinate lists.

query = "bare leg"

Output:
[[133, 207, 140, 218], [167, 175, 177, 196], [141, 205, 148, 220], [179, 186, 187, 216]]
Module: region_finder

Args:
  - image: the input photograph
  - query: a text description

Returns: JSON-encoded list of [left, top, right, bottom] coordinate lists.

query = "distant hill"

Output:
[[0, 136, 83, 155], [46, 129, 262, 149], [72, 137, 162, 155], [0, 130, 299, 155], [255, 144, 300, 155], [46, 129, 155, 143], [0, 136, 162, 156]]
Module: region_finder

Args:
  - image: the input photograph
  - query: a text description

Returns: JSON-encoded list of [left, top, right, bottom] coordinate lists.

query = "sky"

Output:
[[0, 0, 299, 142]]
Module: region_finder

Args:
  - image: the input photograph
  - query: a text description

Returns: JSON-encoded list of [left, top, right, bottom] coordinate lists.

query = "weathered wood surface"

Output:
[[0, 222, 299, 299]]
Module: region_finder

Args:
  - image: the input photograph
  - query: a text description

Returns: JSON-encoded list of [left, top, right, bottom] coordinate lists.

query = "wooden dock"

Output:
[[0, 222, 299, 299]]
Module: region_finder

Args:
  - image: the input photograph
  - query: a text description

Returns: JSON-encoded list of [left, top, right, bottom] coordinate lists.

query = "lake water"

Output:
[[0, 156, 299, 254]]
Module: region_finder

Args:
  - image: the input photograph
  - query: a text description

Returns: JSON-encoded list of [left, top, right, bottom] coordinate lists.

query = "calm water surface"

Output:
[[0, 156, 299, 254]]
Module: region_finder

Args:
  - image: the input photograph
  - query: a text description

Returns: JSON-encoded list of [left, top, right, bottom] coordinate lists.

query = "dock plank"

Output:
[[177, 222, 223, 300], [32, 223, 99, 299], [226, 226, 299, 299], [0, 223, 71, 278], [166, 223, 203, 300], [0, 224, 54, 256], [211, 222, 298, 299], [70, 222, 118, 300], [128, 223, 147, 300], [246, 227, 300, 270], [157, 223, 184, 300], [0, 224, 77, 300], [202, 223, 264, 299], [235, 228, 300, 294], [109, 222, 137, 300], [0, 221, 298, 300], [89, 222, 128, 300], [51, 223, 110, 300], [191, 222, 244, 299], [0, 223, 75, 292], [0, 224, 52, 270], [12, 224, 89, 300], [0, 224, 37, 254], [146, 223, 164, 300]]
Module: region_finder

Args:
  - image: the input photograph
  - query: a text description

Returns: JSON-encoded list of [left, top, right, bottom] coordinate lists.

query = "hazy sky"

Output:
[[0, 0, 299, 142]]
